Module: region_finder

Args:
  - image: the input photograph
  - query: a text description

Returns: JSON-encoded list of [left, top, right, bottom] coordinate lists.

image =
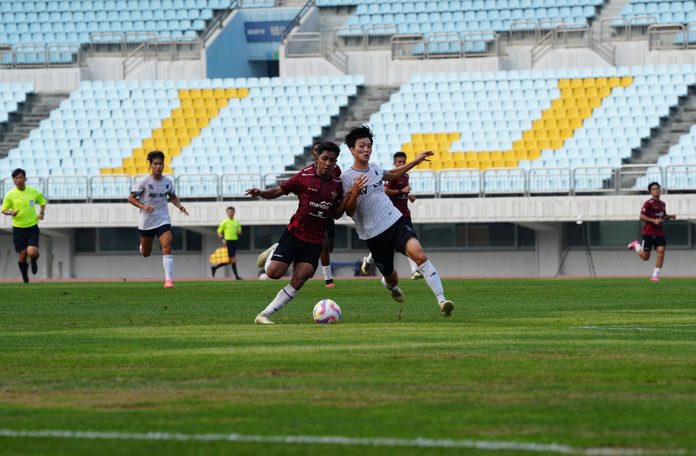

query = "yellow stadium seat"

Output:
[[598, 86, 611, 97], [181, 98, 193, 108], [215, 98, 227, 108], [201, 89, 213, 98], [162, 118, 173, 128], [595, 77, 608, 87], [206, 107, 217, 117], [179, 89, 190, 99], [490, 151, 503, 160], [225, 88, 237, 97], [620, 76, 632, 87], [447, 132, 460, 141], [213, 88, 225, 98], [558, 79, 570, 89], [237, 87, 249, 97], [570, 79, 583, 88], [192, 98, 204, 108]]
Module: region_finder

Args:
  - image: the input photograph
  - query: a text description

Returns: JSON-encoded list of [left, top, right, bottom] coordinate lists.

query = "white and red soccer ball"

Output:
[[313, 299, 342, 324]]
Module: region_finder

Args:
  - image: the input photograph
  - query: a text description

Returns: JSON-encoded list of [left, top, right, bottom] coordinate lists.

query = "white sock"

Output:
[[635, 242, 642, 252], [322, 265, 333, 281], [365, 252, 373, 264], [264, 244, 278, 274], [652, 267, 661, 277], [163, 255, 174, 281], [261, 284, 298, 317], [418, 260, 446, 303], [381, 276, 401, 293], [408, 257, 418, 274]]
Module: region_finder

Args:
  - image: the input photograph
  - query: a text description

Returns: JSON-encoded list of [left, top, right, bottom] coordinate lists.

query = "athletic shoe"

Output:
[[650, 275, 660, 282], [164, 279, 174, 288], [381, 277, 405, 303], [31, 260, 38, 275], [235, 276, 243, 280], [325, 279, 335, 288], [22, 276, 29, 284], [256, 243, 278, 268], [360, 256, 370, 275], [627, 240, 640, 251], [255, 314, 275, 325], [439, 300, 454, 317], [411, 271, 423, 280]]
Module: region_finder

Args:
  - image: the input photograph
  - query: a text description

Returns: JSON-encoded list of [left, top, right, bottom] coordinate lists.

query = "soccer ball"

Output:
[[313, 299, 342, 324]]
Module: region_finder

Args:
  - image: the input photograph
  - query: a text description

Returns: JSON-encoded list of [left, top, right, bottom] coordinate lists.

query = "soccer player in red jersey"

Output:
[[245, 141, 361, 324], [626, 182, 676, 282]]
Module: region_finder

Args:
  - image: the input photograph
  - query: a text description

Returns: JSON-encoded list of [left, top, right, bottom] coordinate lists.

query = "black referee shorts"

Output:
[[13, 224, 40, 253]]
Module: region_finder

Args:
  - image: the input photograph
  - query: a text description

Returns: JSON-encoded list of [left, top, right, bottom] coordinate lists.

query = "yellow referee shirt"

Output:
[[2, 186, 46, 228], [217, 218, 242, 241]]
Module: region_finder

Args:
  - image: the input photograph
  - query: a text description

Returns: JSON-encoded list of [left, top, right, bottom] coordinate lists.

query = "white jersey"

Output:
[[131, 175, 175, 230], [341, 163, 402, 240]]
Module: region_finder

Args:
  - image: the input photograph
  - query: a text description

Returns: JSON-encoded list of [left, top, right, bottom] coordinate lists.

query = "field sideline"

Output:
[[0, 278, 695, 456]]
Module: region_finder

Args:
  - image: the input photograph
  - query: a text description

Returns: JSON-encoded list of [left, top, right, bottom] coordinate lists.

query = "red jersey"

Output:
[[641, 198, 667, 236], [280, 164, 343, 245], [385, 172, 410, 217]]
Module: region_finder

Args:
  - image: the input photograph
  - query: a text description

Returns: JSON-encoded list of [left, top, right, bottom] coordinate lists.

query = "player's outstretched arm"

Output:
[[245, 187, 285, 200], [383, 151, 433, 181], [169, 194, 188, 216]]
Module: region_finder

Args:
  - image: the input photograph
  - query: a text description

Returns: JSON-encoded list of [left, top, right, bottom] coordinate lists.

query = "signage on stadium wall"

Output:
[[244, 21, 292, 42]]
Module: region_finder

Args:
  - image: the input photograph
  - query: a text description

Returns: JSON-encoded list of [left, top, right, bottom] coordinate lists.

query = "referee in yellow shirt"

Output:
[[212, 206, 243, 279], [1, 169, 46, 283]]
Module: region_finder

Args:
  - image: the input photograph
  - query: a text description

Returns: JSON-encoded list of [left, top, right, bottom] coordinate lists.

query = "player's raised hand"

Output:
[[413, 151, 434, 164], [245, 188, 260, 197], [351, 174, 369, 193]]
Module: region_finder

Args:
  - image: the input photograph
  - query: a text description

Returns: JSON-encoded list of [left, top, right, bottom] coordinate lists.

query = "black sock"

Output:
[[31, 254, 39, 274], [18, 261, 29, 283], [232, 263, 240, 278]]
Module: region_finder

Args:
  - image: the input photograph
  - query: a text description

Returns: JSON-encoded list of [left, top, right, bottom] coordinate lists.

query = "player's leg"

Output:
[[228, 241, 242, 279], [367, 237, 404, 303], [158, 227, 174, 287], [26, 226, 40, 275], [256, 239, 318, 324], [13, 228, 29, 283], [403, 236, 454, 317], [139, 230, 154, 258], [320, 236, 334, 288], [651, 240, 666, 282], [637, 236, 652, 261], [360, 252, 373, 275]]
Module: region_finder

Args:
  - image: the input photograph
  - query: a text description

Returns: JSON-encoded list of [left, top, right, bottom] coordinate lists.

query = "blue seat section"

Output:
[[636, 122, 696, 190], [328, 0, 601, 37], [621, 1, 696, 23], [0, 0, 228, 50], [0, 82, 33, 123], [334, 64, 696, 193], [0, 76, 363, 180]]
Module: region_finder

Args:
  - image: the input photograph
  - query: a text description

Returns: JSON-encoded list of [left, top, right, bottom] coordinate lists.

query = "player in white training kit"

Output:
[[128, 150, 188, 288], [340, 125, 454, 317]]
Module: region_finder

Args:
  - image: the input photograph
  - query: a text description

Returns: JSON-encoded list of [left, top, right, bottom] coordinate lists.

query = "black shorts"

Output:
[[139, 224, 172, 238], [13, 225, 40, 253], [271, 229, 322, 271], [641, 235, 666, 251], [366, 216, 417, 277], [226, 240, 238, 259]]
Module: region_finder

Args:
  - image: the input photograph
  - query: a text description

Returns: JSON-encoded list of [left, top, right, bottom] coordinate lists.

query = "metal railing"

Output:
[[0, 42, 83, 68], [4, 165, 696, 202], [122, 35, 203, 77], [531, 24, 614, 66], [390, 31, 500, 60], [280, 0, 315, 44], [599, 15, 657, 41], [201, 0, 239, 43], [648, 23, 689, 50]]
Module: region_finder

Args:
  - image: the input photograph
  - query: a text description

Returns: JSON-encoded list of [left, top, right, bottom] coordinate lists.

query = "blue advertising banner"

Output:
[[244, 20, 292, 42]]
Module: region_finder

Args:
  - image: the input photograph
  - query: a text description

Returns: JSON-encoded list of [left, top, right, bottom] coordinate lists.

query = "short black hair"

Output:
[[344, 125, 373, 149], [226, 206, 235, 212], [147, 150, 165, 162], [648, 182, 661, 191], [393, 151, 407, 161], [316, 141, 340, 157], [11, 168, 26, 178]]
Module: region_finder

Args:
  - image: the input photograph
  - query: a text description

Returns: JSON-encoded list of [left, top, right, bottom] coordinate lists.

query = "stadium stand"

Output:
[[0, 82, 33, 123], [0, 75, 362, 197], [333, 64, 696, 194], [621, 0, 696, 24]]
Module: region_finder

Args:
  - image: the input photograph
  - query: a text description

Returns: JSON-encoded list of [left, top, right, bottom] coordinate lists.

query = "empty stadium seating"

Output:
[[0, 82, 33, 123], [321, 0, 602, 37], [621, 0, 696, 24], [0, 75, 362, 198], [334, 64, 696, 194]]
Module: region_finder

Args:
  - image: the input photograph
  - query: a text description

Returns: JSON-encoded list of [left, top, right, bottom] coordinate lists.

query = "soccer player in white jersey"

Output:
[[340, 125, 454, 317], [128, 150, 188, 288]]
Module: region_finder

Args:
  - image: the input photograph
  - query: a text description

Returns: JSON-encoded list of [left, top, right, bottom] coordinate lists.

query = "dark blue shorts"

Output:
[[641, 235, 666, 251], [366, 216, 417, 277], [272, 229, 322, 271]]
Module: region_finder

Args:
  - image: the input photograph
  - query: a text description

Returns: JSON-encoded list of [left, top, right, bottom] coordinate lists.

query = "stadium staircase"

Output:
[[291, 84, 397, 169], [0, 93, 67, 158], [591, 0, 633, 36], [628, 85, 696, 166]]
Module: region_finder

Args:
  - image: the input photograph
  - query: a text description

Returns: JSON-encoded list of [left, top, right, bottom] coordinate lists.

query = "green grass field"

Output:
[[1, 278, 695, 455]]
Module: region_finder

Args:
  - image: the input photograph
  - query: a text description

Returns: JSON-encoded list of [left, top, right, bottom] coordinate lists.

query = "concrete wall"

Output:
[[2, 195, 695, 280]]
